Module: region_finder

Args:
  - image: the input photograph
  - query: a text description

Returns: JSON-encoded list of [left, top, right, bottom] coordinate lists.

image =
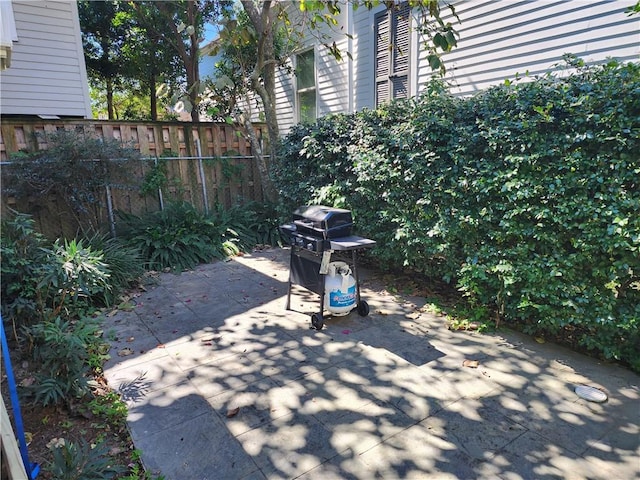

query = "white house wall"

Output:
[[316, 37, 350, 116], [275, 0, 639, 134], [275, 57, 295, 134], [0, 0, 92, 118], [351, 5, 378, 110], [418, 0, 640, 96]]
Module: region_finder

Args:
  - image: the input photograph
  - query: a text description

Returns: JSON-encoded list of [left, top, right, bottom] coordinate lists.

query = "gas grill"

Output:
[[280, 205, 376, 330]]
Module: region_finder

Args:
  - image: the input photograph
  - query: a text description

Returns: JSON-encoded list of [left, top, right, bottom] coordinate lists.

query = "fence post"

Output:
[[105, 185, 116, 238], [195, 138, 209, 215], [155, 157, 165, 211]]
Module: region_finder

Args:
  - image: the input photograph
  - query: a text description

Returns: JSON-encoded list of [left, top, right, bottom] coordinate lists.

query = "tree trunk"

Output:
[[150, 73, 158, 121], [241, 0, 279, 202], [242, 115, 277, 202], [187, 0, 200, 122], [106, 77, 114, 120]]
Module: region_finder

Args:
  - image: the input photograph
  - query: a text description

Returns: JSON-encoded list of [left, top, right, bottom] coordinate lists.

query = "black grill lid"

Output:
[[292, 205, 352, 239]]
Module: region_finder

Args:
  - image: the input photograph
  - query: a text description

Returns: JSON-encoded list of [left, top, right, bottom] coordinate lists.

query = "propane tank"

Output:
[[324, 261, 357, 316]]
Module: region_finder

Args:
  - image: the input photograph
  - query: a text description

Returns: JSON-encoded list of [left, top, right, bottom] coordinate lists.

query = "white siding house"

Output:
[[275, 0, 639, 133], [0, 0, 92, 118]]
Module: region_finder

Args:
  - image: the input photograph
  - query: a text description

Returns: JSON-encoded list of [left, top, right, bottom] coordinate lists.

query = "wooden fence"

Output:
[[0, 119, 268, 238]]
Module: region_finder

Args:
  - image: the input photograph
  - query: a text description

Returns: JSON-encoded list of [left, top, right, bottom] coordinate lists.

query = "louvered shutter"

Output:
[[391, 2, 410, 100], [375, 3, 410, 106], [375, 10, 390, 106]]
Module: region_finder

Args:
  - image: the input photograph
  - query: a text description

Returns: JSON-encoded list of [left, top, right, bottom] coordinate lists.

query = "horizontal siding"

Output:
[[352, 6, 380, 110], [417, 0, 640, 95], [275, 58, 295, 134], [316, 39, 349, 116], [0, 0, 92, 118]]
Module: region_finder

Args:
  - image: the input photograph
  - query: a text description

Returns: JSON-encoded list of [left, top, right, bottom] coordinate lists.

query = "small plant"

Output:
[[87, 391, 128, 430], [28, 316, 104, 406], [45, 437, 124, 480], [38, 238, 112, 317], [121, 450, 166, 480]]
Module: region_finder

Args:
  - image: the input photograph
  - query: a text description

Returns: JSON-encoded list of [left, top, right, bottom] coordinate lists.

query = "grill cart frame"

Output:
[[280, 205, 376, 330]]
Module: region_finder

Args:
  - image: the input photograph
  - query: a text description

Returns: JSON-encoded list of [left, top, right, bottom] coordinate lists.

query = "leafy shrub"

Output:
[[39, 238, 112, 317], [117, 202, 229, 270], [28, 316, 107, 406], [2, 130, 141, 235], [118, 201, 279, 271], [45, 437, 124, 480], [0, 211, 49, 328], [275, 59, 640, 370], [84, 231, 145, 304]]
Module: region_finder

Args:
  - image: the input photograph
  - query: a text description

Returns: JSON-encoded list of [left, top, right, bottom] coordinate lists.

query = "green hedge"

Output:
[[273, 60, 640, 370]]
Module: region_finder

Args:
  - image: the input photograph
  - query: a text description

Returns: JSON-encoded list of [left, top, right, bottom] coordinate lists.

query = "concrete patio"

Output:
[[101, 248, 640, 480]]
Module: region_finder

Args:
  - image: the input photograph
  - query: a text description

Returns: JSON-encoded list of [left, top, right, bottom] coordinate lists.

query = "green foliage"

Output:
[[0, 211, 49, 327], [2, 130, 141, 233], [28, 316, 106, 406], [84, 231, 145, 304], [45, 437, 125, 480], [86, 391, 128, 429], [140, 159, 169, 196], [39, 238, 112, 317], [121, 450, 166, 480], [275, 60, 640, 371], [118, 201, 277, 271]]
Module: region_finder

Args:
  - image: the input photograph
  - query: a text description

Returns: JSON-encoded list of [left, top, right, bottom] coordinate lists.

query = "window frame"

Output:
[[295, 48, 317, 124]]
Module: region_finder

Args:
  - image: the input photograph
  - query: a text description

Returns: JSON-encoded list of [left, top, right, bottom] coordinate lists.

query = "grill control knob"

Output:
[[306, 243, 313, 250]]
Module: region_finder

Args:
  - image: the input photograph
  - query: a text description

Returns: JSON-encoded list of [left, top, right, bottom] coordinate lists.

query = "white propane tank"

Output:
[[324, 261, 357, 316]]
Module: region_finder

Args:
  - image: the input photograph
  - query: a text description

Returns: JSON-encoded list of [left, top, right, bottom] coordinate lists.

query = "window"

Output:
[[296, 49, 316, 123], [374, 2, 410, 106]]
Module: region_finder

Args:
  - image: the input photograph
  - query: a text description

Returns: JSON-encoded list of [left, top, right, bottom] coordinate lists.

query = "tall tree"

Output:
[[130, 0, 225, 122], [121, 10, 183, 120], [79, 1, 132, 120]]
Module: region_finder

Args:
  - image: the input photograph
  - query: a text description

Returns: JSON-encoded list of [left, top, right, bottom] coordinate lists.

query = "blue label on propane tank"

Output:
[[329, 285, 356, 307]]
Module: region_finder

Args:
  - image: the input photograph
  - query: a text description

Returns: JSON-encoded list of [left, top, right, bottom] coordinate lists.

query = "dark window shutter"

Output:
[[391, 2, 410, 100], [375, 2, 410, 106], [375, 10, 390, 106]]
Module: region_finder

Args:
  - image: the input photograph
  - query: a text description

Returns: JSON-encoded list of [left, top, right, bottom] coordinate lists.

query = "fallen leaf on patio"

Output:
[[226, 407, 240, 418], [535, 337, 546, 344], [342, 329, 351, 335], [118, 348, 134, 357], [126, 336, 135, 342], [118, 302, 135, 312], [202, 342, 212, 346], [156, 344, 166, 349], [107, 310, 119, 317], [405, 312, 421, 319], [462, 359, 479, 368], [377, 309, 389, 315]]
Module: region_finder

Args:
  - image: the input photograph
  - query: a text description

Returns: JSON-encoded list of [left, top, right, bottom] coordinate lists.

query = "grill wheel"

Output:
[[311, 313, 324, 330]]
